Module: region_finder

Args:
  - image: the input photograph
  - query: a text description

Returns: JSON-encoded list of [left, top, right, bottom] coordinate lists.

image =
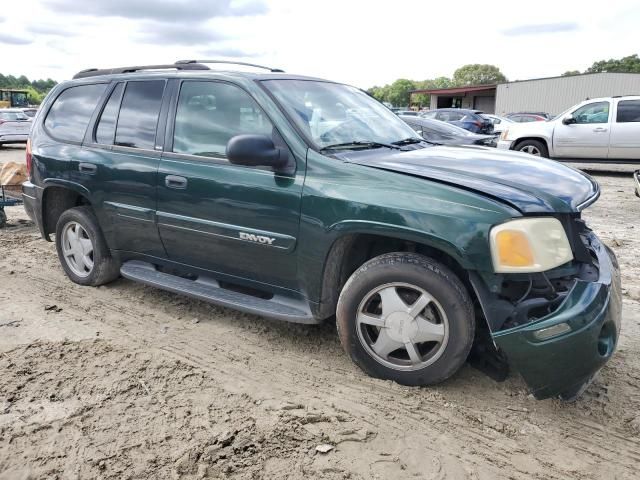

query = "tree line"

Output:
[[0, 73, 58, 105], [372, 53, 640, 107]]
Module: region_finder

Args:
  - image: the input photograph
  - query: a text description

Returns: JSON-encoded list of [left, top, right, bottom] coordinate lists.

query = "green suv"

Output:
[[22, 61, 621, 400]]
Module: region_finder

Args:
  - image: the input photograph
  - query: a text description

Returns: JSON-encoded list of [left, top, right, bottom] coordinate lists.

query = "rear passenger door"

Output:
[[156, 80, 304, 291], [78, 79, 168, 257], [609, 99, 640, 160]]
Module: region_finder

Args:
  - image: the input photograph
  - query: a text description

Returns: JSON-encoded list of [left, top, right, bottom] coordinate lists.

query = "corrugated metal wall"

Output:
[[495, 73, 640, 116]]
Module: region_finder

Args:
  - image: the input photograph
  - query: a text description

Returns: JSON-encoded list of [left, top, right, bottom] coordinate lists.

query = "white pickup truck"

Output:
[[497, 96, 640, 161]]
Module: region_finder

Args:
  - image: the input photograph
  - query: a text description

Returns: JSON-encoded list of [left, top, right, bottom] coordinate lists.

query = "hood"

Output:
[[339, 145, 599, 214]]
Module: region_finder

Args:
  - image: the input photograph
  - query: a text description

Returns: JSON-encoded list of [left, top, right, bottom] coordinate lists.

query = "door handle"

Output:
[[593, 127, 608, 132], [165, 175, 188, 189], [78, 162, 97, 174]]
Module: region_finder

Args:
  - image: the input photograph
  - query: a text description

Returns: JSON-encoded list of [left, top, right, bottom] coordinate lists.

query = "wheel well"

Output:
[[42, 187, 91, 240], [317, 234, 475, 319], [512, 137, 548, 151]]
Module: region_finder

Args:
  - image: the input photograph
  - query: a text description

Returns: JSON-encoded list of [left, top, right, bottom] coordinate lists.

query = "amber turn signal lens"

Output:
[[495, 230, 534, 267]]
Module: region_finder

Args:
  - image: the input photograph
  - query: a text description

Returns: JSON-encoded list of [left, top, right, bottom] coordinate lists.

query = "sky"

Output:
[[1, 0, 639, 89]]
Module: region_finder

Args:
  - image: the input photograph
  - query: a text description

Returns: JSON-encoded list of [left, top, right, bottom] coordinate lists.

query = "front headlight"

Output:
[[490, 218, 573, 273]]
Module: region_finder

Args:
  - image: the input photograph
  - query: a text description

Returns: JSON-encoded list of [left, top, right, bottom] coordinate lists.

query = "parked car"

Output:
[[0, 109, 31, 146], [480, 114, 514, 134], [22, 60, 621, 400], [506, 112, 551, 122], [498, 96, 640, 160], [400, 116, 496, 146], [421, 108, 493, 134]]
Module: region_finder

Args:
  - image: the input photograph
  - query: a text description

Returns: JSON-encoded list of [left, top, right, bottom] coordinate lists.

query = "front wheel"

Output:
[[336, 253, 475, 386], [55, 207, 120, 286], [515, 139, 549, 158]]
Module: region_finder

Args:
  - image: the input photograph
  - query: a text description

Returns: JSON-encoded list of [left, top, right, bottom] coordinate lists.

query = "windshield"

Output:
[[263, 80, 421, 149]]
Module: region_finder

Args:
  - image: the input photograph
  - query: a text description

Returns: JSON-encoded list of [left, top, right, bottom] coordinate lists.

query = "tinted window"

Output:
[[616, 100, 640, 123], [572, 102, 610, 124], [96, 83, 124, 145], [173, 81, 273, 158], [44, 84, 106, 142], [115, 80, 165, 149]]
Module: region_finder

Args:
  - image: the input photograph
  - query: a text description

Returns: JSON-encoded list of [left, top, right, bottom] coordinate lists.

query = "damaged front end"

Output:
[[470, 214, 622, 400]]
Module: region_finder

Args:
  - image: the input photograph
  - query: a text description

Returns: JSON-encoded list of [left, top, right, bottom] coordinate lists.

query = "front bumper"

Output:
[[496, 139, 513, 150], [492, 232, 622, 399], [22, 181, 46, 238]]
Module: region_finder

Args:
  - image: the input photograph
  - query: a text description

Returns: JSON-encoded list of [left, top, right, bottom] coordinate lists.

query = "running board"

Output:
[[120, 261, 317, 324]]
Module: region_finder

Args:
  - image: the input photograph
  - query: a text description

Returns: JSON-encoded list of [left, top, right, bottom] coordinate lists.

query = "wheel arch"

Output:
[[512, 136, 550, 154], [41, 180, 92, 241], [314, 223, 475, 320]]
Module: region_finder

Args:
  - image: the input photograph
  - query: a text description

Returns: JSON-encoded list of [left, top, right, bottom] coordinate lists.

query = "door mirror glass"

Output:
[[562, 115, 576, 125], [227, 134, 288, 170]]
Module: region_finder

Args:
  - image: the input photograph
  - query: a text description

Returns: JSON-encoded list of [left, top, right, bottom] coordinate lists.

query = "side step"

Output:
[[120, 261, 317, 324]]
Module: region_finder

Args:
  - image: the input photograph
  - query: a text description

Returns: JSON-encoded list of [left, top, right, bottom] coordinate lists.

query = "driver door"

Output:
[[553, 101, 611, 158]]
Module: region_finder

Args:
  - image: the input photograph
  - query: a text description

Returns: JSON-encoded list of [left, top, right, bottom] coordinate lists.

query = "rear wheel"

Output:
[[55, 207, 119, 286], [515, 139, 549, 158], [0, 210, 7, 228], [336, 253, 475, 386]]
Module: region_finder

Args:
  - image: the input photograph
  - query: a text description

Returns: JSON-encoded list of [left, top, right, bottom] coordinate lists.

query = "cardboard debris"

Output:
[[0, 162, 27, 186]]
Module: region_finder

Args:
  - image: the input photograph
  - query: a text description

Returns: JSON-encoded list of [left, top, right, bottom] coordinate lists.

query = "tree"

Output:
[[452, 64, 507, 86], [587, 54, 640, 73], [385, 79, 416, 107], [562, 70, 581, 76]]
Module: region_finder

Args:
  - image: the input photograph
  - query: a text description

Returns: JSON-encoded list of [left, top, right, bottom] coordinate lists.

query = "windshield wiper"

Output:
[[392, 137, 438, 146], [320, 141, 403, 151]]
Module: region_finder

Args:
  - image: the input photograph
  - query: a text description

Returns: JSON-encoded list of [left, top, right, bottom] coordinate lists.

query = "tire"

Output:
[[336, 252, 475, 386], [515, 139, 549, 158], [55, 206, 120, 286], [0, 210, 6, 228]]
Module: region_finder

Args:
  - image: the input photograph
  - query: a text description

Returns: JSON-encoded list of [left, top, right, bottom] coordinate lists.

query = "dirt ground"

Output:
[[1, 144, 640, 479]]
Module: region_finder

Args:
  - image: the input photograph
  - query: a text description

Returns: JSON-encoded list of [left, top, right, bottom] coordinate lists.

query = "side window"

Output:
[[44, 83, 107, 142], [616, 100, 640, 123], [448, 112, 463, 121], [173, 81, 273, 159], [572, 102, 610, 124], [115, 80, 165, 149], [95, 83, 124, 145]]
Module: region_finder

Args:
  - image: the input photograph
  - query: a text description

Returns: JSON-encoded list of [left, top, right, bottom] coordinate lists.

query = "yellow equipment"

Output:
[[0, 89, 30, 108]]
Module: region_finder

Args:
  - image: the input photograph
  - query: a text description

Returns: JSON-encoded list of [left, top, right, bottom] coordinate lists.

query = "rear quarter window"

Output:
[[44, 84, 107, 142]]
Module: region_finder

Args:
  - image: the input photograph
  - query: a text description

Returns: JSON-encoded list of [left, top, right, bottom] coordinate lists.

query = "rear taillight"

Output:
[[26, 139, 32, 177]]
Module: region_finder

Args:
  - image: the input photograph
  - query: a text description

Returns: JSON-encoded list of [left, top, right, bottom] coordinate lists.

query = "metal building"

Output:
[[495, 72, 640, 116], [409, 72, 640, 116]]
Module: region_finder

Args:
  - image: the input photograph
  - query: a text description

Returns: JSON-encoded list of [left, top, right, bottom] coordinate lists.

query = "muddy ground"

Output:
[[1, 144, 639, 479]]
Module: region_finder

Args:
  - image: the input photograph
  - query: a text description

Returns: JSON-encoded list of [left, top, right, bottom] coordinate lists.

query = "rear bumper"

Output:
[[22, 181, 45, 236], [493, 232, 622, 399], [0, 134, 28, 143]]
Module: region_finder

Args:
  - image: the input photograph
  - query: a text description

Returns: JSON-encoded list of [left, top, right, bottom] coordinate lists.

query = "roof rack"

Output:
[[72, 62, 210, 79], [175, 59, 284, 73]]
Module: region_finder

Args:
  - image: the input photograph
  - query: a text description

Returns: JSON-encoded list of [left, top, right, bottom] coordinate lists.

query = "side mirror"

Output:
[[226, 134, 290, 171], [562, 115, 576, 125]]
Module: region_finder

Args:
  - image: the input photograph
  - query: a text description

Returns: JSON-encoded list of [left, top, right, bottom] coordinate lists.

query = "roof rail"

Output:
[[72, 63, 210, 79], [175, 59, 284, 73]]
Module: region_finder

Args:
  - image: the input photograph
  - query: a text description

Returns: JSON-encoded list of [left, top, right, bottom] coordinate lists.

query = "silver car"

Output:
[[0, 109, 31, 146]]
